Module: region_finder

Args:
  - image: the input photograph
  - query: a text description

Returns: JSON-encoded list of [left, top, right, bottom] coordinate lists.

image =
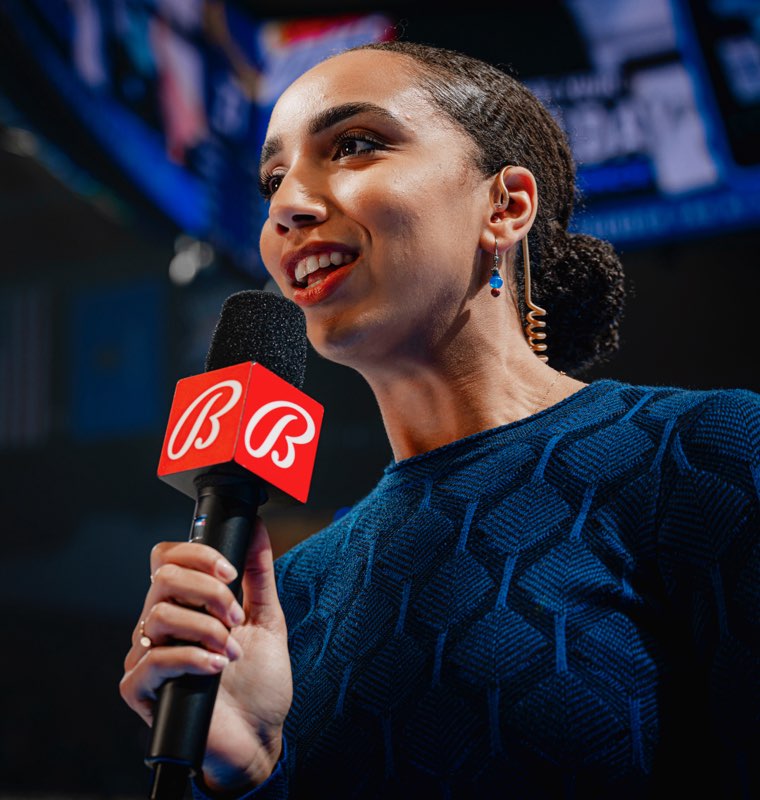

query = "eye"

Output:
[[258, 171, 284, 200], [268, 174, 284, 194], [333, 132, 385, 160]]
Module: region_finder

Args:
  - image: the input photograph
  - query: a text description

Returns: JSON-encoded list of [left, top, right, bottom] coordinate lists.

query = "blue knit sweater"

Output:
[[196, 378, 760, 799]]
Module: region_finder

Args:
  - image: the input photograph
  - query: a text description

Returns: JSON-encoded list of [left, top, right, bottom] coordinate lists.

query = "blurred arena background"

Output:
[[1, 0, 759, 796]]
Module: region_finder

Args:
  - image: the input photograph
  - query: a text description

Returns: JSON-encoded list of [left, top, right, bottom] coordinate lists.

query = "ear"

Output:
[[478, 165, 538, 256]]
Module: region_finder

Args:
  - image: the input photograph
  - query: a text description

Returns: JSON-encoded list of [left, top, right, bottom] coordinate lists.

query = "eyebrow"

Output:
[[259, 102, 403, 170]]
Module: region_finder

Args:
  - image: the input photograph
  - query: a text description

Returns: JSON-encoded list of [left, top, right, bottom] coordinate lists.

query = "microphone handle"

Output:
[[145, 478, 262, 800]]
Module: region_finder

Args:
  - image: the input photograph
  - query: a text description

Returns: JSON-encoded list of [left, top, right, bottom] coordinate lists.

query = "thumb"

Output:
[[240, 516, 282, 627]]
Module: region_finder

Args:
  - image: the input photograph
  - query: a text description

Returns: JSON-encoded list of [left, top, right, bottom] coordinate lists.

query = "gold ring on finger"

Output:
[[139, 619, 152, 649]]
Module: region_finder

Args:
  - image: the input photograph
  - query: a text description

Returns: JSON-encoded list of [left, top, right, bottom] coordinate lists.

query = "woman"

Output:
[[121, 42, 759, 798]]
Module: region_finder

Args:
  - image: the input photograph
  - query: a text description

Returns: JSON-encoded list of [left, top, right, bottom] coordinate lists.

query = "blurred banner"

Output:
[[2, 1, 760, 262], [0, 0, 393, 279]]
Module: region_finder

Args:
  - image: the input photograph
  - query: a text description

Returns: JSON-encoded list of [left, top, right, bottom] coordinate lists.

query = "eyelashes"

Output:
[[257, 130, 388, 200], [257, 171, 283, 200], [331, 130, 385, 160]]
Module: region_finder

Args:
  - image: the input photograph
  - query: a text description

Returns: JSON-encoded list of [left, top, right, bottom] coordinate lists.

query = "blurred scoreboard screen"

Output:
[[525, 0, 760, 245], [1, 0, 393, 278], [688, 0, 760, 168]]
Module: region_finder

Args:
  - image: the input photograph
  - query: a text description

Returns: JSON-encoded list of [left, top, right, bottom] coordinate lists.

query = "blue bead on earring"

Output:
[[490, 239, 504, 297]]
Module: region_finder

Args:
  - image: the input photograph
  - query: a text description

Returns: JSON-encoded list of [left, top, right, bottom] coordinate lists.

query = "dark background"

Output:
[[1, 1, 759, 797]]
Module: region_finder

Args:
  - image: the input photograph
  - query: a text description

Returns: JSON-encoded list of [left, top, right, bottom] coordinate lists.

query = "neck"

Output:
[[354, 306, 587, 463]]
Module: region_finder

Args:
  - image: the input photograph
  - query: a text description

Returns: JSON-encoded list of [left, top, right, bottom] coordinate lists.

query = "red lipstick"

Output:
[[291, 257, 360, 307]]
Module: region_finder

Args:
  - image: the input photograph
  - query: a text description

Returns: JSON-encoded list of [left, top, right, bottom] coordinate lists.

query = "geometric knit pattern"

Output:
[[195, 378, 760, 799]]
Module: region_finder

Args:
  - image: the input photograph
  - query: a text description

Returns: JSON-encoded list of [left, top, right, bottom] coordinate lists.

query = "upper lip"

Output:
[[281, 241, 359, 285]]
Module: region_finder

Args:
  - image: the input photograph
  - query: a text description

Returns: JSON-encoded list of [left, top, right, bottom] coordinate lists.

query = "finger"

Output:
[[120, 645, 230, 725], [126, 568, 243, 669], [140, 602, 244, 660], [126, 544, 243, 670], [150, 541, 238, 585], [240, 516, 283, 627], [124, 639, 148, 673], [129, 555, 237, 649], [148, 562, 245, 628]]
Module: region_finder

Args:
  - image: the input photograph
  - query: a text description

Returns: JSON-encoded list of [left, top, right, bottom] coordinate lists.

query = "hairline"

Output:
[[326, 45, 489, 176], [337, 44, 497, 178]]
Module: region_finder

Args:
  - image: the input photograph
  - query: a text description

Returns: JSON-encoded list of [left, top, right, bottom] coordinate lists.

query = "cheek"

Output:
[[332, 168, 424, 235], [259, 221, 283, 281]]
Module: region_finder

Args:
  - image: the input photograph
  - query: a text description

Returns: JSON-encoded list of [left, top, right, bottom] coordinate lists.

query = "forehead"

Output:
[[266, 49, 437, 135]]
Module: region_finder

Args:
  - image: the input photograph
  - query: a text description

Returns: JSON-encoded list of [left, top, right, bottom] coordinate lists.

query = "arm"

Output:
[[657, 388, 760, 795]]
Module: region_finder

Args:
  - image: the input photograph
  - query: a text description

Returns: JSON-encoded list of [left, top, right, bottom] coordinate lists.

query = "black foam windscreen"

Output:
[[205, 290, 308, 388]]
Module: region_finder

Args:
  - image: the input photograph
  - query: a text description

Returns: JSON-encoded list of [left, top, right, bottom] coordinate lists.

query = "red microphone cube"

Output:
[[158, 362, 323, 503]]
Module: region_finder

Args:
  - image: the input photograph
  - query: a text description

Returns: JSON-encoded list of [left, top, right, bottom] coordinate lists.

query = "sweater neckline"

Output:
[[384, 378, 624, 475]]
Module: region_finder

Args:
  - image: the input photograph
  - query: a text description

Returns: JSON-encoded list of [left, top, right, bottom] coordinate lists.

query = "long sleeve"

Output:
[[190, 736, 289, 800], [656, 388, 760, 796]]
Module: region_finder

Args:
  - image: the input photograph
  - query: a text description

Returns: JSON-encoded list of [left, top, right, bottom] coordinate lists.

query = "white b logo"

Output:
[[167, 380, 243, 460], [244, 400, 315, 469]]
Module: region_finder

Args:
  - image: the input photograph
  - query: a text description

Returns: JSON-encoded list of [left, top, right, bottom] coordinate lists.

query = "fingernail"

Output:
[[209, 653, 229, 671], [229, 602, 245, 626], [216, 559, 237, 582], [225, 635, 243, 660]]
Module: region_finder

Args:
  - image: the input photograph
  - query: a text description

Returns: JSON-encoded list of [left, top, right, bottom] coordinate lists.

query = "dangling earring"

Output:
[[490, 238, 504, 297], [490, 169, 510, 297], [522, 234, 548, 362]]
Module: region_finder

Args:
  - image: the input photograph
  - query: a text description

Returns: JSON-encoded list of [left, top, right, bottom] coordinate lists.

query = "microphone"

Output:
[[145, 290, 323, 800]]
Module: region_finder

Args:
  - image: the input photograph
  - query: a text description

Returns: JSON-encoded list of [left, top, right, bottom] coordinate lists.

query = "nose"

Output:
[[268, 169, 328, 235]]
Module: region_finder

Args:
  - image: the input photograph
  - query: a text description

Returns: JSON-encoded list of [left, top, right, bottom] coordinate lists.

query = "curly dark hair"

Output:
[[347, 41, 626, 375]]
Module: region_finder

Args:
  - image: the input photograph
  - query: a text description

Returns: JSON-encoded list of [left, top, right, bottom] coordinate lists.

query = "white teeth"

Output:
[[294, 251, 357, 283], [294, 256, 318, 282]]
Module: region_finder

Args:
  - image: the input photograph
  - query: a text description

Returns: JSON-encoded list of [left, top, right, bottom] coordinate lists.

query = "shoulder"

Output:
[[562, 380, 759, 542], [672, 385, 760, 460], [645, 383, 760, 488], [539, 380, 757, 495], [612, 380, 760, 513], [643, 384, 760, 575], [601, 377, 759, 422], [602, 379, 760, 466]]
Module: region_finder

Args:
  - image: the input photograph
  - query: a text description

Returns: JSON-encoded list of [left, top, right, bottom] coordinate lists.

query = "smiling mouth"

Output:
[[293, 251, 357, 288]]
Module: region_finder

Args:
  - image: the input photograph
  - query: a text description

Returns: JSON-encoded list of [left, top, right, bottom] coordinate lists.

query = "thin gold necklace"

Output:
[[532, 370, 566, 415]]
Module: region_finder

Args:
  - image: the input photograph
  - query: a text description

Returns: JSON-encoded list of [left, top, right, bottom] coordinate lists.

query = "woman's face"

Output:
[[258, 49, 490, 368]]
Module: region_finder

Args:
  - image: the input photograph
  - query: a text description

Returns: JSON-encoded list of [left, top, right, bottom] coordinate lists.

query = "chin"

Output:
[[306, 307, 397, 370], [306, 313, 365, 366]]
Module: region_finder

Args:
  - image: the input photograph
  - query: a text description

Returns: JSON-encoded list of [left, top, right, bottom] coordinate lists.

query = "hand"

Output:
[[120, 517, 292, 792]]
